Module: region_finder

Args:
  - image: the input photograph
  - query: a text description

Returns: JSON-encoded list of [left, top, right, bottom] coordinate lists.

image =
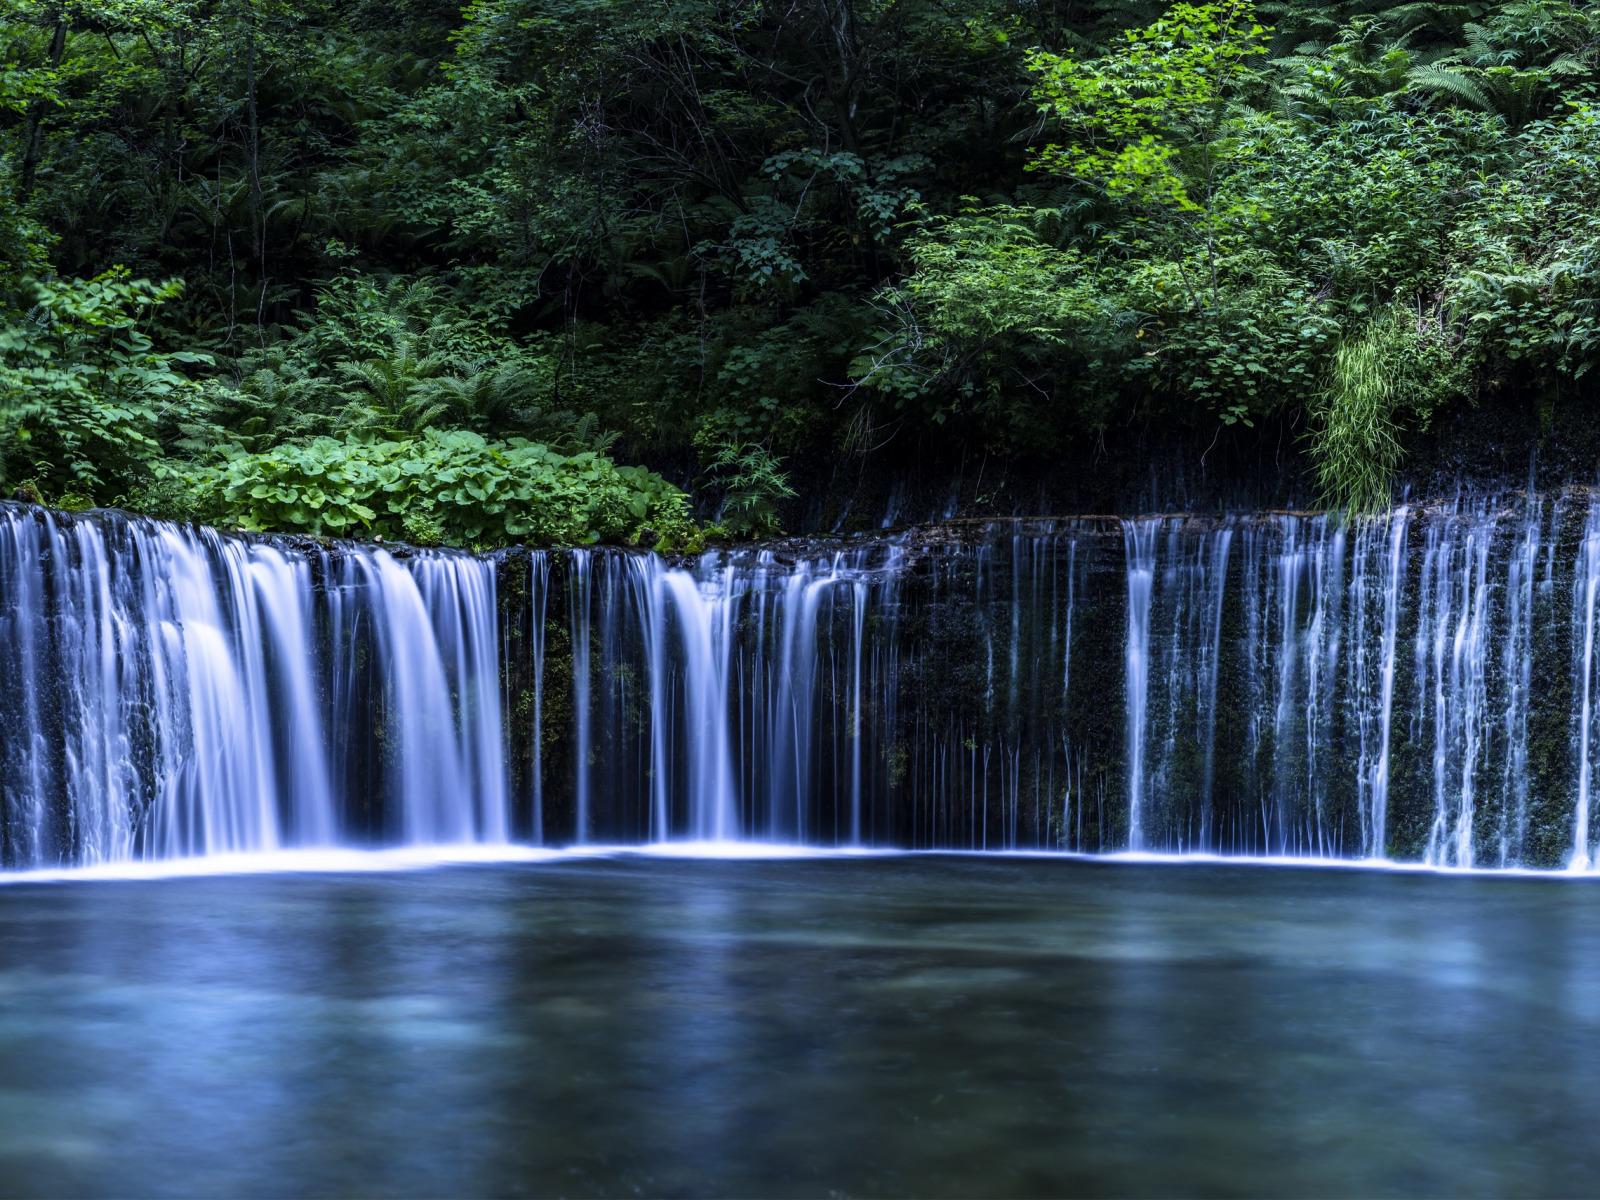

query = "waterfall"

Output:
[[640, 557, 740, 841], [1122, 522, 1158, 851], [19, 490, 1600, 871], [523, 551, 550, 844], [1347, 508, 1410, 860], [1574, 498, 1600, 869], [1198, 528, 1232, 849], [1414, 501, 1496, 868], [1497, 499, 1539, 865], [560, 546, 895, 844], [522, 494, 1600, 867], [0, 504, 506, 867]]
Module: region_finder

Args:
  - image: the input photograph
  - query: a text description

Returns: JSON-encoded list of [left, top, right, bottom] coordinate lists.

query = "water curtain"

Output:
[[523, 492, 1600, 869], [0, 505, 505, 866], [11, 493, 1600, 869]]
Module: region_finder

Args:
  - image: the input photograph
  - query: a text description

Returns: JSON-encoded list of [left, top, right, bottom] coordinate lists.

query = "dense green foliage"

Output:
[[2, 0, 1600, 533], [195, 430, 692, 545]]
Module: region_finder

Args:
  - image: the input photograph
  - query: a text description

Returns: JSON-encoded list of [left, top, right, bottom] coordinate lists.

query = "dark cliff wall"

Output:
[[760, 389, 1600, 535]]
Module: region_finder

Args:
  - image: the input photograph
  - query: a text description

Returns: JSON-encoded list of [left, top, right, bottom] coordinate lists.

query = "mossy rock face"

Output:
[[498, 548, 580, 844], [497, 548, 571, 842]]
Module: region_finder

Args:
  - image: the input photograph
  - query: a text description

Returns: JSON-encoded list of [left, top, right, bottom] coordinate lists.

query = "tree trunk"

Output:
[[16, 13, 67, 201]]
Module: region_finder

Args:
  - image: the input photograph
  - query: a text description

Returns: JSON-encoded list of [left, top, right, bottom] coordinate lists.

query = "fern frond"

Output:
[[1407, 64, 1494, 109]]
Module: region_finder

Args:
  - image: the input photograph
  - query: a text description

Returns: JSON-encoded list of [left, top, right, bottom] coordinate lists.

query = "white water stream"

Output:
[[0, 506, 505, 866]]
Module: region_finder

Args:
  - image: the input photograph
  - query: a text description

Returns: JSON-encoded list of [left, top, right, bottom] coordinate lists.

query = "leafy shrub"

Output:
[[192, 429, 693, 549], [0, 271, 210, 499], [1124, 258, 1343, 428]]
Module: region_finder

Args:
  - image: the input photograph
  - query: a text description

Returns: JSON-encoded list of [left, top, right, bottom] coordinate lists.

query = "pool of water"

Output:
[[0, 853, 1597, 1197]]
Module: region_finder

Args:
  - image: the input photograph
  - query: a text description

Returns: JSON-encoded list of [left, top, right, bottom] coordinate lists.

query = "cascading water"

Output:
[[0, 503, 507, 867], [1573, 496, 1600, 870], [18, 489, 1600, 872], [548, 546, 900, 845], [1122, 522, 1157, 851], [513, 489, 1600, 869], [1355, 508, 1409, 860]]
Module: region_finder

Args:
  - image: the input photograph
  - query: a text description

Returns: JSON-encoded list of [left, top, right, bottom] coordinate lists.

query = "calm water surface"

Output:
[[0, 854, 1597, 1197]]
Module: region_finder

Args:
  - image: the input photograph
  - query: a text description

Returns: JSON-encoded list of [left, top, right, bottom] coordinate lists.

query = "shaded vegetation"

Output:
[[3, 0, 1600, 539]]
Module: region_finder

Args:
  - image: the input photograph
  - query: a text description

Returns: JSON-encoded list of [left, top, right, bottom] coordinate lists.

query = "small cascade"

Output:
[[555, 546, 900, 843], [1354, 509, 1409, 860], [1573, 497, 1600, 869], [1122, 522, 1158, 851], [522, 551, 551, 845], [632, 555, 740, 841], [1496, 499, 1540, 865], [567, 550, 593, 841], [350, 551, 507, 845], [0, 504, 506, 867], [1415, 501, 1496, 868]]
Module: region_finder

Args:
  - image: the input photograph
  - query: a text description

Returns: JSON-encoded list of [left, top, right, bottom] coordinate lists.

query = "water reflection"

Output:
[[1, 858, 1599, 1196]]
